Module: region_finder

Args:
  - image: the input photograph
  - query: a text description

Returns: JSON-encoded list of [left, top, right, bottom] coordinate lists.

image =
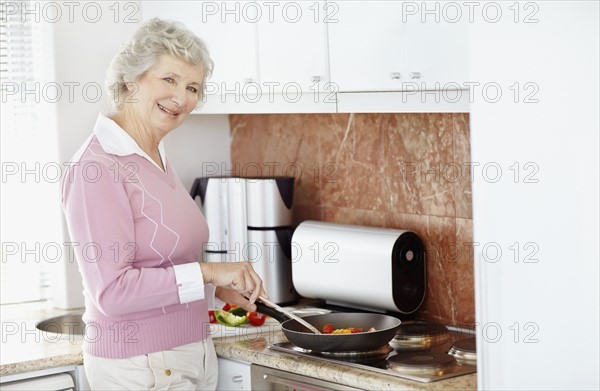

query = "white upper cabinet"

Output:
[[141, 1, 258, 88], [257, 1, 330, 92], [328, 1, 405, 92], [141, 1, 470, 113], [328, 1, 468, 92], [402, 8, 468, 89]]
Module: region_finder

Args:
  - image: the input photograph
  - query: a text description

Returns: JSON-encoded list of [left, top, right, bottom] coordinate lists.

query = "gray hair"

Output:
[[105, 18, 213, 110]]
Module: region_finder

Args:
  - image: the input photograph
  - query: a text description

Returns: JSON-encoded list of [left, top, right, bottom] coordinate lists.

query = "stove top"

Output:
[[268, 320, 477, 383]]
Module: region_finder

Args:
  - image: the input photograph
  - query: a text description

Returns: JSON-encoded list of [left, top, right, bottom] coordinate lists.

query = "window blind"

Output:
[[1, 0, 59, 305]]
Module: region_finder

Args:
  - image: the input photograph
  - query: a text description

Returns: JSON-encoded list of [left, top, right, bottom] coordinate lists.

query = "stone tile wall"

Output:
[[230, 113, 473, 326]]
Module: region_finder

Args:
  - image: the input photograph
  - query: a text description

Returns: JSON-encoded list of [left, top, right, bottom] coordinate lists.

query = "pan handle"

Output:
[[255, 301, 289, 324]]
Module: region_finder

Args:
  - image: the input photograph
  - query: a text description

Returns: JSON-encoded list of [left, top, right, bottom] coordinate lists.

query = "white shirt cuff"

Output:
[[205, 284, 217, 308], [173, 263, 205, 304]]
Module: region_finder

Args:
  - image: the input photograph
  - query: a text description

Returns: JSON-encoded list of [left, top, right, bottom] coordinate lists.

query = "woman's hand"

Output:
[[200, 261, 268, 306], [215, 286, 260, 312]]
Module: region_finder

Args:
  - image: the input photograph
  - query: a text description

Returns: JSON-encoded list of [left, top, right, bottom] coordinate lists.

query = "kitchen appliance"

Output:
[[190, 176, 298, 304], [291, 221, 426, 314], [262, 319, 477, 384], [190, 176, 247, 261]]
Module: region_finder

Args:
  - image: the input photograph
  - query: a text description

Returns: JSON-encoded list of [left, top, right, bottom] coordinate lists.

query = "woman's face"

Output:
[[127, 54, 204, 135]]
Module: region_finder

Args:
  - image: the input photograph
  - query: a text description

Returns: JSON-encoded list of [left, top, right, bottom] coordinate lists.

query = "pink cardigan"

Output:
[[62, 114, 212, 358]]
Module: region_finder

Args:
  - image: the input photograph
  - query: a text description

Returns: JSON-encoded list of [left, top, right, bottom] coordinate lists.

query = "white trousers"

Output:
[[83, 339, 218, 390]]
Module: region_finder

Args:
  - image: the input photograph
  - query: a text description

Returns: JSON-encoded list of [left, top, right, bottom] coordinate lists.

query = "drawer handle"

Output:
[[390, 72, 401, 80], [262, 374, 321, 390], [410, 72, 422, 79], [232, 375, 243, 383]]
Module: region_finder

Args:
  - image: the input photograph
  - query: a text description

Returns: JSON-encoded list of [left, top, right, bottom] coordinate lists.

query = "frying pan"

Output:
[[256, 302, 402, 352]]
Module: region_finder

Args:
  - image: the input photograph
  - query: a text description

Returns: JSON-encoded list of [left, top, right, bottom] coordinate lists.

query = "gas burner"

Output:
[[316, 344, 393, 358], [388, 351, 457, 376], [391, 321, 450, 350], [448, 337, 477, 366], [287, 344, 312, 354], [315, 344, 393, 364], [269, 339, 476, 383]]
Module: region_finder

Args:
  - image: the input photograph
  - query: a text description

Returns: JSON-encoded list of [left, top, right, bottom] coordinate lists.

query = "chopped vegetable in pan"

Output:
[[321, 323, 377, 334]]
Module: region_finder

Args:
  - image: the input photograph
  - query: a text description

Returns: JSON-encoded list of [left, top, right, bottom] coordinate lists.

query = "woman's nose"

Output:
[[171, 88, 186, 107]]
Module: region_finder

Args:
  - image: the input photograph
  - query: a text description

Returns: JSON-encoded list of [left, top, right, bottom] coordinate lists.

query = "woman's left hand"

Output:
[[215, 286, 259, 312]]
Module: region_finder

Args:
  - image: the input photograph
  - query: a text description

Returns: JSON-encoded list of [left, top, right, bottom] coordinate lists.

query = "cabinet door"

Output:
[[328, 1, 407, 92], [216, 358, 251, 390], [141, 1, 258, 89], [328, 1, 468, 92], [403, 12, 468, 89], [257, 1, 329, 92]]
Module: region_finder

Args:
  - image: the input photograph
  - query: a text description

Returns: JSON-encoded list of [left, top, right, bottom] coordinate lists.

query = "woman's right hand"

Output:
[[200, 261, 268, 305]]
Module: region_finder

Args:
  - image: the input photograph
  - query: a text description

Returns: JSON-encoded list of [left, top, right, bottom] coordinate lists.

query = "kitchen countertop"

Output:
[[1, 302, 476, 390], [0, 301, 83, 378]]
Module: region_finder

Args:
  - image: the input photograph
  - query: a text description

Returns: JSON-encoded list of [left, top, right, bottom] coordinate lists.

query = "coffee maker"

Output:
[[190, 176, 298, 304]]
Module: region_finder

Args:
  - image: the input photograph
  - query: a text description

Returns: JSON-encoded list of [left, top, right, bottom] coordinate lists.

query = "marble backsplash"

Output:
[[229, 113, 474, 327]]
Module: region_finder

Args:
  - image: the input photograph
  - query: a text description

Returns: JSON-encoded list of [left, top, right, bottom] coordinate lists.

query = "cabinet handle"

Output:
[[390, 72, 401, 80], [243, 78, 254, 85], [262, 374, 321, 389], [231, 375, 243, 383], [312, 75, 321, 82], [410, 72, 421, 80]]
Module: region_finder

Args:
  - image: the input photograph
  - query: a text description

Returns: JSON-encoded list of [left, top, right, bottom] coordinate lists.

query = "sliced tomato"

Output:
[[321, 323, 334, 334], [349, 327, 364, 333], [247, 311, 267, 326], [208, 310, 217, 324], [222, 303, 237, 312]]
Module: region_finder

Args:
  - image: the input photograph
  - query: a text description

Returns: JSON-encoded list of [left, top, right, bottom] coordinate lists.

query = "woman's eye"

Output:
[[187, 86, 198, 94], [163, 77, 174, 83]]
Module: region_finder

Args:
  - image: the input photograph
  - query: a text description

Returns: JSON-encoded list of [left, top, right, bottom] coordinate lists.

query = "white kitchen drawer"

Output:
[[217, 357, 251, 390], [0, 373, 74, 390]]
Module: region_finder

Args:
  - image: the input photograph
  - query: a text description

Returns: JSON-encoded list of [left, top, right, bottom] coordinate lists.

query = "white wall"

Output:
[[51, 1, 231, 308], [163, 115, 232, 192], [470, 2, 599, 390]]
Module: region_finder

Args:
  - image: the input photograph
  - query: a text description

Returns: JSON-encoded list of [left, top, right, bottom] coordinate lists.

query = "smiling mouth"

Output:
[[157, 103, 180, 116]]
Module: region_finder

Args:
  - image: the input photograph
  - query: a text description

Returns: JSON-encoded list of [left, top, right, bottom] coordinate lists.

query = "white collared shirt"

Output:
[[94, 112, 168, 173]]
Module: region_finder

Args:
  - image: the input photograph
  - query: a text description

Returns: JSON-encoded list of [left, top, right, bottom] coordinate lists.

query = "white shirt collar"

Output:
[[93, 113, 167, 172]]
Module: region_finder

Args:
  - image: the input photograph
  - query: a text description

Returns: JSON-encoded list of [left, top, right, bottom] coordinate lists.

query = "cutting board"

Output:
[[208, 316, 281, 339], [208, 306, 330, 339]]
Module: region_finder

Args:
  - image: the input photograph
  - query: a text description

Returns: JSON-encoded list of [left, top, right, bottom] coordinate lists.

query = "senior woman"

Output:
[[61, 18, 266, 390]]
